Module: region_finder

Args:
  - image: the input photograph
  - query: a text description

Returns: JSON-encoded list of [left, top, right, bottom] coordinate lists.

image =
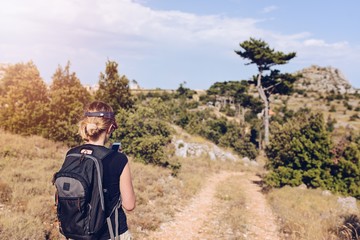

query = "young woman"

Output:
[[78, 101, 136, 240]]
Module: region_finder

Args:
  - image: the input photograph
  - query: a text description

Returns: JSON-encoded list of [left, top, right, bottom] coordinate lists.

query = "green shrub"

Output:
[[266, 110, 360, 199], [184, 100, 199, 109], [265, 111, 333, 188], [112, 103, 179, 172], [220, 105, 236, 117], [330, 136, 360, 198], [326, 116, 337, 132]]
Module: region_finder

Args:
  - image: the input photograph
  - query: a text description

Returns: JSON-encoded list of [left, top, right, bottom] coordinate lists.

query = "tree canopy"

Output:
[[45, 62, 92, 145], [235, 37, 296, 72], [0, 62, 49, 135], [95, 60, 133, 112]]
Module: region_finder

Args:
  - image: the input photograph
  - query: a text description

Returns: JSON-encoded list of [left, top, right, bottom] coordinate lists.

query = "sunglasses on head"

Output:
[[84, 111, 115, 118], [85, 111, 118, 130]]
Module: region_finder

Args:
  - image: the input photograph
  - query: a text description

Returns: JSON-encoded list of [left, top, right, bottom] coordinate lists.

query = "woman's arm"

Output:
[[120, 162, 136, 211]]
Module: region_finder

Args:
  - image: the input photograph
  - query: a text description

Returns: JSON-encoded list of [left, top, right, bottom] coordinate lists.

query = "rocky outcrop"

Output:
[[337, 196, 358, 212], [173, 138, 238, 161], [294, 65, 356, 94]]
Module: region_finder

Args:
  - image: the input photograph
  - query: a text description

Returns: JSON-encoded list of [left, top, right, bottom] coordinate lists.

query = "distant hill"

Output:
[[294, 65, 357, 94]]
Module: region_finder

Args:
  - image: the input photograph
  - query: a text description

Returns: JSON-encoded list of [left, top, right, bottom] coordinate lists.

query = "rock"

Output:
[[337, 196, 358, 212], [321, 190, 332, 196], [208, 151, 216, 161], [174, 140, 188, 158], [250, 161, 259, 167], [173, 138, 239, 161], [294, 65, 356, 94], [242, 157, 250, 163]]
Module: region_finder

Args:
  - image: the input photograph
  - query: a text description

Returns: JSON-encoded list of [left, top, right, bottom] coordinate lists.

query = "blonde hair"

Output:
[[79, 101, 115, 142]]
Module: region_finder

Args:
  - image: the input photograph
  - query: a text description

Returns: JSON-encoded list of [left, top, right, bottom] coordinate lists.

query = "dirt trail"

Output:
[[146, 171, 279, 240], [238, 173, 280, 240]]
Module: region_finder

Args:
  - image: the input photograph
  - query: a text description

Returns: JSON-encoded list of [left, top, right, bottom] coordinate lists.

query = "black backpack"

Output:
[[53, 145, 121, 240]]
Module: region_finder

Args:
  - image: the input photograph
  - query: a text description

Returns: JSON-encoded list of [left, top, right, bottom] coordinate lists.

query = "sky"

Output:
[[1, 0, 359, 90]]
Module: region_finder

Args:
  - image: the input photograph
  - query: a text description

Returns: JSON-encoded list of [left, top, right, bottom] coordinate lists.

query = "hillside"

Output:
[[294, 65, 357, 94]]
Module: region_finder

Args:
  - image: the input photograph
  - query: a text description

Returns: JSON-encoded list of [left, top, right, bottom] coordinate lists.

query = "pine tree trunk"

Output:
[[256, 72, 270, 146]]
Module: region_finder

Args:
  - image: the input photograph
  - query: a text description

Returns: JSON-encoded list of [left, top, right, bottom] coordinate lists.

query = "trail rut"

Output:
[[146, 171, 279, 240]]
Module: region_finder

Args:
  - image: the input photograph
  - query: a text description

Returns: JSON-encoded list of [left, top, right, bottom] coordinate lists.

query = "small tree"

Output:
[[46, 62, 92, 145], [111, 100, 181, 174], [235, 38, 296, 146], [206, 80, 263, 123], [0, 62, 49, 135], [95, 60, 133, 112]]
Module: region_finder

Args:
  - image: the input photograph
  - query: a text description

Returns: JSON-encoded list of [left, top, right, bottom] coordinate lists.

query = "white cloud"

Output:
[[0, 0, 358, 87], [0, 0, 261, 45], [304, 39, 348, 49], [261, 5, 278, 13]]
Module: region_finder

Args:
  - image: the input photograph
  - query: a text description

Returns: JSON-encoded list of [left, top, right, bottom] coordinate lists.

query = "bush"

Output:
[[266, 110, 360, 199], [173, 107, 258, 159], [220, 105, 236, 117], [326, 116, 337, 132], [265, 111, 333, 188], [112, 103, 180, 172], [330, 136, 360, 198]]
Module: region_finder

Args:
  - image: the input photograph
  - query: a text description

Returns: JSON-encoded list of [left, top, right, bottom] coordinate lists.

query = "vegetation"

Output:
[[235, 37, 297, 146], [112, 99, 180, 174], [265, 110, 333, 188], [267, 186, 359, 240], [0, 62, 49, 136], [95, 60, 134, 112], [45, 62, 92, 145], [175, 81, 196, 99], [1, 43, 360, 239], [265, 109, 360, 199], [205, 80, 263, 116]]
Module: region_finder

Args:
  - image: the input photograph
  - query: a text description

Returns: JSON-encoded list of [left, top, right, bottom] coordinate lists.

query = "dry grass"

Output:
[[266, 186, 360, 240], [272, 93, 360, 131], [0, 129, 67, 239]]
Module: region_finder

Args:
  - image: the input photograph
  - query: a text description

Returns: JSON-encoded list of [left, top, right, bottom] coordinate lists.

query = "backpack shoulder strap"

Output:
[[67, 144, 114, 160]]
